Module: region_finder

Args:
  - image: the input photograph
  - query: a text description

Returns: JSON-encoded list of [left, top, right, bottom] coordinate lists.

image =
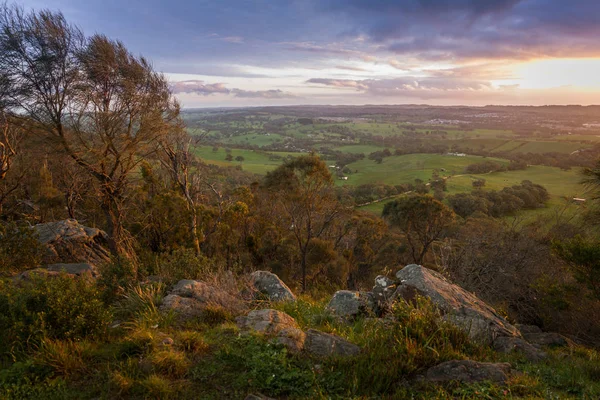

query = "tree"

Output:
[[553, 235, 600, 300], [225, 153, 233, 162], [0, 7, 178, 257], [382, 195, 455, 264], [159, 122, 201, 255], [235, 155, 245, 163], [263, 154, 345, 292]]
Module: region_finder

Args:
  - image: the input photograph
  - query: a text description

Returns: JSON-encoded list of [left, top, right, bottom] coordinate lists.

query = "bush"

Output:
[[98, 256, 138, 303], [142, 248, 213, 285], [0, 275, 112, 354], [0, 222, 44, 276]]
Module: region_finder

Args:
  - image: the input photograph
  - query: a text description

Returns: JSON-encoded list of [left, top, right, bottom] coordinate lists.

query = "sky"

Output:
[[18, 0, 600, 107]]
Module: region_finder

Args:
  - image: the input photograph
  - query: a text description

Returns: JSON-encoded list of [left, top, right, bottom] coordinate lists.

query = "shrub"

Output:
[[98, 256, 138, 303], [0, 275, 112, 354], [0, 222, 44, 276], [142, 248, 213, 285]]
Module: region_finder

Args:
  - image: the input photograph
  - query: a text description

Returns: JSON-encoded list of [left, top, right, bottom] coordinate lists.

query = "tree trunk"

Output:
[[101, 194, 127, 258], [301, 248, 307, 293]]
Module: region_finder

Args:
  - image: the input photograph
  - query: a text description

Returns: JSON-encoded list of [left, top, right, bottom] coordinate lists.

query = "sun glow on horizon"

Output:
[[509, 58, 600, 90]]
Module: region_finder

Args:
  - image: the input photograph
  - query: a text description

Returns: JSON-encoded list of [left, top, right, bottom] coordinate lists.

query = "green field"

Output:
[[219, 133, 285, 147], [339, 154, 510, 186], [193, 146, 307, 175], [333, 144, 386, 154]]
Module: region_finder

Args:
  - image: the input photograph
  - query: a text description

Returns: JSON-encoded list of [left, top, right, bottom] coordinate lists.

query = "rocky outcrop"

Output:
[[515, 324, 572, 348], [327, 290, 373, 318], [493, 337, 547, 362], [426, 360, 512, 384], [303, 329, 361, 357], [394, 264, 520, 344], [250, 271, 296, 302], [46, 263, 97, 277], [237, 309, 361, 358], [523, 332, 572, 347], [236, 309, 299, 335], [160, 279, 246, 320], [34, 219, 110, 267], [17, 262, 97, 280]]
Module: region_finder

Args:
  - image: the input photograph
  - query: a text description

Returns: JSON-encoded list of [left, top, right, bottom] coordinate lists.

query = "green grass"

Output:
[[219, 133, 285, 147], [192, 146, 307, 175], [340, 153, 510, 187], [511, 141, 589, 154], [3, 286, 600, 400], [332, 144, 386, 154]]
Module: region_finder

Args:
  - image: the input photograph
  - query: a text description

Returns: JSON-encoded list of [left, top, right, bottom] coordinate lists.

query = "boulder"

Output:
[[394, 265, 520, 344], [236, 309, 299, 335], [515, 324, 542, 335], [303, 329, 361, 358], [523, 332, 572, 348], [426, 360, 512, 384], [276, 327, 307, 353], [34, 219, 110, 267], [17, 268, 64, 280], [160, 279, 246, 320], [250, 271, 296, 302], [375, 275, 395, 288], [160, 295, 206, 320], [327, 290, 373, 318], [46, 263, 97, 277], [371, 275, 398, 315], [493, 337, 547, 362]]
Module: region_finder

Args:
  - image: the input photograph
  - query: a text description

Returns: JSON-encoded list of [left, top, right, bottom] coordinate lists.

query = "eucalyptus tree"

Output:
[[0, 5, 179, 256]]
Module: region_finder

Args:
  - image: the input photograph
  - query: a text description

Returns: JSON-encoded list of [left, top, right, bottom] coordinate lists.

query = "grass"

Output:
[[340, 153, 510, 187], [193, 146, 308, 175], [2, 278, 600, 399]]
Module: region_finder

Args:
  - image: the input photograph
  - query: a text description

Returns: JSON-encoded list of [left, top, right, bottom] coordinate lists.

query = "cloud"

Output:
[[307, 76, 494, 99], [231, 89, 297, 99], [306, 78, 370, 90], [170, 80, 231, 95], [220, 36, 244, 44], [318, 0, 600, 61], [170, 80, 297, 99], [336, 65, 368, 72]]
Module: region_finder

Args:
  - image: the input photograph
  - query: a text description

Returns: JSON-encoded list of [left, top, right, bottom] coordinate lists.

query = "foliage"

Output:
[[382, 194, 455, 264], [553, 235, 600, 299], [0, 275, 112, 354], [0, 222, 44, 276]]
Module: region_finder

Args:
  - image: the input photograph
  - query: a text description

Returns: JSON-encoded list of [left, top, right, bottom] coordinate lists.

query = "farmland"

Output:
[[185, 105, 598, 216]]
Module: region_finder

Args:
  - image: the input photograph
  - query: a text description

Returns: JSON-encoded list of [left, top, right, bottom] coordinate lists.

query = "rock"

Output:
[[394, 264, 520, 344], [375, 275, 395, 288], [17, 268, 64, 280], [371, 275, 398, 316], [236, 309, 299, 335], [160, 279, 246, 320], [426, 360, 512, 384], [515, 324, 543, 335], [161, 337, 174, 346], [327, 290, 373, 318], [170, 280, 245, 313], [396, 264, 420, 280], [276, 327, 306, 353], [493, 337, 547, 362], [303, 329, 361, 358], [46, 263, 97, 277], [250, 271, 296, 302], [523, 332, 571, 347], [34, 219, 110, 267], [160, 294, 205, 319]]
